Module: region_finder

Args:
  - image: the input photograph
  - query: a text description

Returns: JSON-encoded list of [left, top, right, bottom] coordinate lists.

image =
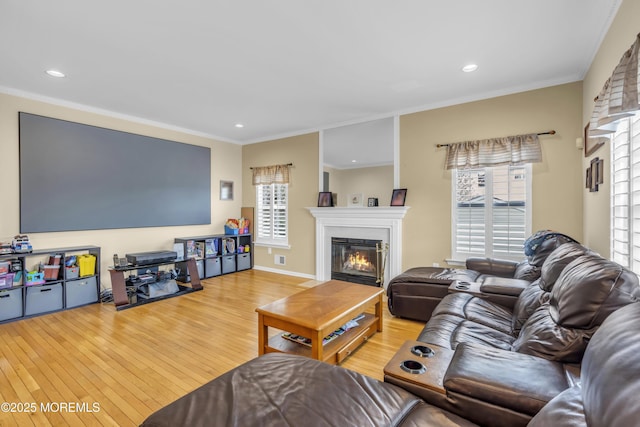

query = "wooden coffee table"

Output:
[[256, 280, 384, 364]]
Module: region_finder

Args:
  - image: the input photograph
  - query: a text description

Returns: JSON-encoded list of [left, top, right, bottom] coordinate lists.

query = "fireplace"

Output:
[[308, 206, 409, 289], [331, 238, 382, 287]]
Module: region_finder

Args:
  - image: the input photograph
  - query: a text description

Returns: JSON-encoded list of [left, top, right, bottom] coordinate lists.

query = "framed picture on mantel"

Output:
[[390, 188, 407, 206]]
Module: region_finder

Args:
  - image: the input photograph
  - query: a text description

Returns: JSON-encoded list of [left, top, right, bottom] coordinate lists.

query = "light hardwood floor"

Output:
[[0, 270, 424, 426]]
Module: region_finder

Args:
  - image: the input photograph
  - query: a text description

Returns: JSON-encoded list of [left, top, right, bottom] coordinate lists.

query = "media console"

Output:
[[108, 257, 202, 310]]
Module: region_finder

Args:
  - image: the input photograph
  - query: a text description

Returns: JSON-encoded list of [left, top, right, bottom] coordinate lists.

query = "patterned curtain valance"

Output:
[[444, 133, 542, 170], [251, 163, 291, 185], [588, 33, 640, 139]]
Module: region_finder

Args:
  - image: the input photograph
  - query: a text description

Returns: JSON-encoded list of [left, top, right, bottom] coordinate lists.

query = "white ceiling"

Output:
[[0, 1, 621, 154]]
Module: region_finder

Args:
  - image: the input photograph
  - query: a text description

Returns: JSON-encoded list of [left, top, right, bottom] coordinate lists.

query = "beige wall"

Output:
[[0, 93, 242, 289], [400, 82, 584, 269], [324, 165, 394, 207], [242, 133, 319, 277], [582, 0, 640, 256]]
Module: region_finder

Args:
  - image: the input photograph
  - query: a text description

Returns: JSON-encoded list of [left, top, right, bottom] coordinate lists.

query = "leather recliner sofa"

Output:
[[391, 242, 640, 426], [387, 231, 578, 322], [140, 302, 640, 427]]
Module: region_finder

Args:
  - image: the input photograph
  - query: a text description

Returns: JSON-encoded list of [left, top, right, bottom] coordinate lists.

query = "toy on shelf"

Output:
[[0, 241, 12, 255], [12, 235, 32, 253], [224, 218, 250, 235]]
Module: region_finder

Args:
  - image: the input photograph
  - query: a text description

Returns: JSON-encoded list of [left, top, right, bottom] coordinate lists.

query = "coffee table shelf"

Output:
[[267, 312, 378, 364], [256, 280, 384, 365]]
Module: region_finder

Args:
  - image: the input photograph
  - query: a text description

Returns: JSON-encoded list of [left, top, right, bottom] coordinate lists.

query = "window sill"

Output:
[[254, 241, 291, 250]]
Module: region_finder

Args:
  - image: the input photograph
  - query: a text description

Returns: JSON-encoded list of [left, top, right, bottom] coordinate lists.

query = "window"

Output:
[[611, 113, 640, 273], [255, 183, 288, 246], [452, 164, 531, 260]]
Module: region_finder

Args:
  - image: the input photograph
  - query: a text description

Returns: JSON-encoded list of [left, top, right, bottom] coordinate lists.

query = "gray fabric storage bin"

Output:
[[222, 255, 236, 274], [237, 253, 251, 271], [25, 283, 63, 316], [0, 287, 23, 321], [66, 276, 98, 308], [205, 258, 221, 278]]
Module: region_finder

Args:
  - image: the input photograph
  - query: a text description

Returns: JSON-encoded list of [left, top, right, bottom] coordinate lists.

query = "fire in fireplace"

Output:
[[331, 237, 383, 287]]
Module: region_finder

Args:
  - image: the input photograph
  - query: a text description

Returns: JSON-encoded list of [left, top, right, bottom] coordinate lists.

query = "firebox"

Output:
[[331, 238, 382, 287]]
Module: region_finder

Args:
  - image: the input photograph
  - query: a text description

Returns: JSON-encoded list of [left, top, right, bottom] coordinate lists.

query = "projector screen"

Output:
[[19, 112, 211, 233]]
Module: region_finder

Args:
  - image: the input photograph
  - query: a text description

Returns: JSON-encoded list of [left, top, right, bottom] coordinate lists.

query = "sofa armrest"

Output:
[[479, 277, 530, 296], [444, 343, 572, 417], [465, 257, 520, 278]]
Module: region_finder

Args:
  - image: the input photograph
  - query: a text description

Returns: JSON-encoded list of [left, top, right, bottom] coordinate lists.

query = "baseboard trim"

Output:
[[253, 265, 316, 280]]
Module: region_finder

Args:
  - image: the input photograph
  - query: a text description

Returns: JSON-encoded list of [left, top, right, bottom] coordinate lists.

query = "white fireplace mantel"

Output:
[[307, 207, 409, 288]]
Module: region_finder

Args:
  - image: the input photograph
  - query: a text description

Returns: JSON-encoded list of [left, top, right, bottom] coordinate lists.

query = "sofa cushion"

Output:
[[529, 301, 640, 427], [538, 242, 592, 292], [579, 303, 640, 427], [527, 386, 586, 427], [513, 261, 541, 281], [549, 254, 640, 329], [429, 293, 513, 335], [444, 343, 572, 417], [511, 303, 592, 363], [418, 313, 515, 350], [141, 353, 434, 427], [510, 279, 549, 333]]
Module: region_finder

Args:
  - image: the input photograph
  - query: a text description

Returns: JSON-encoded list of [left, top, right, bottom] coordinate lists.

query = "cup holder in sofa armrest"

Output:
[[411, 345, 435, 358], [400, 360, 427, 374], [454, 281, 471, 290]]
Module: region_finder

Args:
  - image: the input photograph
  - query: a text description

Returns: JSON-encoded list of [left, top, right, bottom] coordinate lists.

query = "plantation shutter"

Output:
[[491, 165, 527, 257], [455, 168, 486, 255], [256, 183, 288, 245], [453, 165, 530, 260], [612, 113, 640, 273], [257, 185, 273, 241]]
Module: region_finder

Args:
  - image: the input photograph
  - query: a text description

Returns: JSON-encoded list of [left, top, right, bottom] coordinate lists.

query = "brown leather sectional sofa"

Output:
[[140, 233, 640, 426], [142, 301, 640, 426], [387, 231, 578, 322]]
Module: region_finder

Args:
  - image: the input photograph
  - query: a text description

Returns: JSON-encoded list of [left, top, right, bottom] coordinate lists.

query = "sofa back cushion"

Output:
[[511, 279, 549, 333], [579, 302, 640, 427], [549, 254, 640, 329], [538, 243, 592, 292], [513, 261, 541, 281], [512, 255, 640, 363], [512, 304, 591, 363], [529, 303, 640, 427]]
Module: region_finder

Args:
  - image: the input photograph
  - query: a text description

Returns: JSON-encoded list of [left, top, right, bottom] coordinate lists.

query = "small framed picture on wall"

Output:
[[220, 180, 234, 200]]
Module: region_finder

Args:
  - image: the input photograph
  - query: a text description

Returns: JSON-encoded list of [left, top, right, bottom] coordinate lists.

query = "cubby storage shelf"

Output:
[[174, 233, 253, 280], [0, 245, 101, 324]]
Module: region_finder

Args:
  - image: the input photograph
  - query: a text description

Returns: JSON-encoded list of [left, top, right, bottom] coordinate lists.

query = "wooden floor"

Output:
[[0, 270, 424, 426]]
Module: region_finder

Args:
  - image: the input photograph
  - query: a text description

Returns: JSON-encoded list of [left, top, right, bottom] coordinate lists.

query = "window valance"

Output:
[[251, 163, 292, 185], [444, 133, 542, 170], [588, 33, 640, 139]]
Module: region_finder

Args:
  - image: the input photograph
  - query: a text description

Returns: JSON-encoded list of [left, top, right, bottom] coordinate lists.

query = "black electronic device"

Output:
[[125, 251, 178, 266]]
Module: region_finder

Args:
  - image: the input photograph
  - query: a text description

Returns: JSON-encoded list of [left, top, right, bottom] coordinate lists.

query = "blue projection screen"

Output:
[[19, 112, 211, 233]]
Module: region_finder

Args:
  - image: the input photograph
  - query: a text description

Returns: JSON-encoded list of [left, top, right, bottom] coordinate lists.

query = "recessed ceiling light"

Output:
[[462, 64, 478, 73], [234, 123, 244, 128], [351, 160, 357, 163], [45, 69, 66, 78]]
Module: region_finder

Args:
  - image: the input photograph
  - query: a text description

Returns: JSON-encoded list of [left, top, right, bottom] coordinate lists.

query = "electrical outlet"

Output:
[[432, 262, 440, 267], [268, 247, 272, 254]]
